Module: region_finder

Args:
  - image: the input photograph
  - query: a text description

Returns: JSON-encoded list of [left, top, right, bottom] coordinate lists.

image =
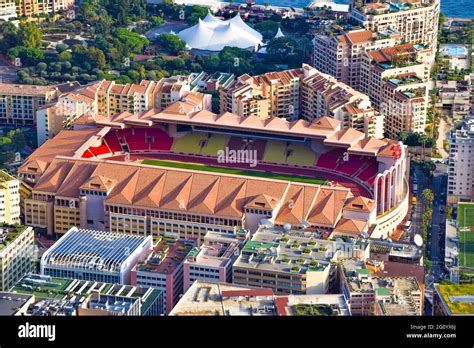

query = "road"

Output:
[[425, 163, 449, 289], [0, 57, 18, 83], [436, 118, 449, 159], [144, 20, 189, 41]]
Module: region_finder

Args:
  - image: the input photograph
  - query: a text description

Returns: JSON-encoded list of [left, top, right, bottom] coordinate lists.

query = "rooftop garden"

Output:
[[0, 225, 29, 252], [438, 284, 474, 315], [384, 74, 423, 86], [293, 304, 335, 316]]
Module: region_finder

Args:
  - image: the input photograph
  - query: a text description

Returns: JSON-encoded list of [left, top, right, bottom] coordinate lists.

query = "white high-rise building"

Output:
[[447, 116, 474, 205]]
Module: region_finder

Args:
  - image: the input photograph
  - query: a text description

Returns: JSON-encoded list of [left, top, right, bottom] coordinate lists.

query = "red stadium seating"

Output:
[[82, 149, 94, 158], [104, 133, 122, 153], [88, 144, 110, 157], [316, 149, 344, 170]]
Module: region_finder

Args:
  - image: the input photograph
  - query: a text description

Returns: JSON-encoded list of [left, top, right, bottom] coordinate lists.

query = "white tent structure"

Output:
[[178, 12, 263, 52], [257, 27, 285, 55]]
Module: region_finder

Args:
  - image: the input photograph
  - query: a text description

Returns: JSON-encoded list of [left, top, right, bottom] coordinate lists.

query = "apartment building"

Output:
[[435, 79, 472, 121], [0, 226, 35, 291], [0, 84, 58, 126], [152, 76, 194, 111], [220, 67, 303, 120], [348, 0, 440, 57], [36, 82, 99, 146], [360, 43, 431, 137], [300, 66, 384, 138], [36, 78, 195, 145], [0, 170, 20, 225], [338, 258, 423, 315], [183, 230, 245, 291], [221, 64, 383, 137], [131, 238, 195, 314], [0, 0, 17, 21], [17, 0, 74, 17], [447, 116, 474, 204], [232, 227, 370, 295], [40, 227, 153, 284], [313, 28, 400, 89]]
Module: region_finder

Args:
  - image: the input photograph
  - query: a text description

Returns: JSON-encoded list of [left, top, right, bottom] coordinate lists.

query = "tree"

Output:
[[19, 22, 42, 49], [422, 188, 434, 205], [86, 47, 106, 69], [254, 20, 279, 40], [150, 15, 165, 27], [157, 34, 186, 54], [186, 5, 208, 26], [0, 22, 20, 52], [265, 37, 303, 68], [8, 47, 44, 66], [58, 50, 72, 62], [218, 47, 253, 75], [7, 129, 26, 151], [114, 28, 149, 54]]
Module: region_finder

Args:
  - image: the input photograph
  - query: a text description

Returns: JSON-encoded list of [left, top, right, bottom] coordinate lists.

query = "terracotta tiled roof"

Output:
[[344, 196, 375, 213], [332, 218, 368, 236], [30, 157, 360, 225]]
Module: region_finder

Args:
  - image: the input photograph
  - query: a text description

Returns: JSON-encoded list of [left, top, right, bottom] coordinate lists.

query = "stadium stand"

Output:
[[103, 132, 122, 153], [172, 133, 207, 153], [286, 143, 317, 166], [200, 134, 229, 156], [227, 137, 266, 160], [316, 149, 344, 170], [88, 144, 110, 157], [263, 140, 287, 164], [357, 162, 378, 186]]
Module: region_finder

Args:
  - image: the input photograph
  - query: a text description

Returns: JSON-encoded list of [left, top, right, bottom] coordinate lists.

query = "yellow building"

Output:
[[17, 0, 74, 17], [0, 170, 21, 225]]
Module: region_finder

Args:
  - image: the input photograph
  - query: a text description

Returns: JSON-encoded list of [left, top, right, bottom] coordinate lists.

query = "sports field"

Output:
[[141, 159, 327, 185], [458, 203, 474, 268]]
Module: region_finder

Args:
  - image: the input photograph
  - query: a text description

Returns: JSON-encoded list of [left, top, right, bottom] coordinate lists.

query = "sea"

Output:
[[233, 0, 474, 18]]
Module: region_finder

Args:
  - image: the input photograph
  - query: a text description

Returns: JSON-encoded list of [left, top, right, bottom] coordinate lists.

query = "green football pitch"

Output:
[[141, 159, 327, 186], [458, 203, 474, 268]]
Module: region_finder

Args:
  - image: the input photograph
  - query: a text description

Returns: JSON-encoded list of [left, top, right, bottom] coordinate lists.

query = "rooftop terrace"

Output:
[[436, 284, 474, 315], [0, 226, 30, 253], [135, 238, 194, 275]]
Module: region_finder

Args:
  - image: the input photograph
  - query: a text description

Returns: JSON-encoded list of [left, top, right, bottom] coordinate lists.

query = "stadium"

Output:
[[20, 94, 409, 241]]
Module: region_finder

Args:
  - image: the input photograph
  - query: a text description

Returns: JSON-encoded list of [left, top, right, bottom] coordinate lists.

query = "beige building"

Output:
[[0, 226, 35, 291], [313, 28, 400, 89], [435, 79, 472, 121], [0, 84, 58, 126], [36, 82, 99, 146], [220, 68, 303, 120], [36, 78, 195, 145], [17, 0, 74, 17], [0, 170, 21, 225], [360, 43, 431, 138], [348, 0, 440, 58], [0, 0, 17, 21], [221, 64, 383, 138], [301, 66, 384, 138], [447, 116, 474, 205]]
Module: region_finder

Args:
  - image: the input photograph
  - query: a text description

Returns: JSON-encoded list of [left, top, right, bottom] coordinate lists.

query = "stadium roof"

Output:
[[41, 227, 151, 274], [178, 13, 263, 51]]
